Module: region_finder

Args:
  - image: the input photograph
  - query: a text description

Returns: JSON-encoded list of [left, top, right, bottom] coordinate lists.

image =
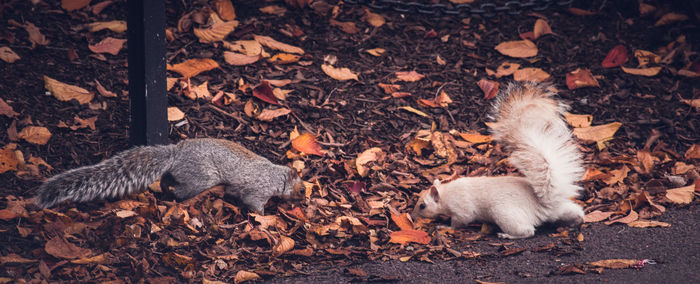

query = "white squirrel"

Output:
[[412, 82, 585, 239]]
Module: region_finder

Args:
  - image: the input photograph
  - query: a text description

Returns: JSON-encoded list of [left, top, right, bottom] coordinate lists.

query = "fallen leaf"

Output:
[[604, 210, 638, 225], [627, 220, 670, 228], [86, 21, 127, 33], [260, 5, 287, 15], [477, 79, 499, 99], [0, 254, 36, 265], [44, 76, 94, 104], [167, 107, 185, 121], [223, 51, 261, 66], [365, 48, 385, 56], [0, 146, 19, 173], [167, 58, 219, 78], [292, 133, 323, 156], [513, 68, 550, 82], [634, 50, 660, 67], [569, 7, 597, 16], [321, 64, 359, 81], [363, 8, 385, 27], [564, 113, 593, 128], [73, 115, 97, 130], [654, 13, 688, 27], [533, 19, 553, 39], [272, 88, 292, 100], [394, 71, 425, 82], [88, 37, 126, 55], [186, 81, 211, 100], [223, 40, 263, 56], [273, 235, 295, 256], [389, 229, 430, 245], [602, 45, 628, 68], [455, 131, 492, 144], [566, 68, 599, 90], [377, 83, 401, 94], [0, 47, 20, 63], [665, 185, 695, 204], [62, 0, 90, 11], [573, 122, 622, 150], [494, 40, 538, 58], [398, 106, 429, 118], [94, 79, 117, 98], [495, 62, 520, 78], [234, 270, 261, 284], [91, 1, 113, 15], [344, 181, 366, 194], [685, 144, 700, 159], [356, 147, 385, 177], [253, 35, 304, 54], [18, 126, 51, 145], [193, 13, 238, 43], [419, 91, 452, 108], [329, 19, 360, 34], [0, 98, 19, 117], [390, 210, 415, 231], [584, 210, 615, 223], [588, 259, 638, 269], [214, 0, 236, 21], [252, 81, 279, 105], [268, 53, 301, 64], [621, 66, 662, 77], [45, 237, 93, 259], [256, 108, 291, 121]]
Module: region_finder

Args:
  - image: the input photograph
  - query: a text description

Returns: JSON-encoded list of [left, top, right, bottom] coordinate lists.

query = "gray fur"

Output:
[[36, 138, 303, 213]]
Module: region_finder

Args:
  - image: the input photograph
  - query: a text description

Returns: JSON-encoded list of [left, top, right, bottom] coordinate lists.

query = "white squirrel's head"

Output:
[[412, 179, 443, 219]]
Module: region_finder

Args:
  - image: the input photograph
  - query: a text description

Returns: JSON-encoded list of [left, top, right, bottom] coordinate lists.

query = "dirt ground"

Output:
[[1, 0, 698, 282]]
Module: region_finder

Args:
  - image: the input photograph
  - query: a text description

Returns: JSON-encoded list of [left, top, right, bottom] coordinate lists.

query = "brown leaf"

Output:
[[259, 5, 287, 16], [167, 107, 185, 121], [94, 79, 117, 98], [495, 62, 520, 78], [363, 8, 385, 27], [186, 81, 211, 100], [682, 99, 700, 108], [0, 98, 19, 117], [62, 0, 91, 11], [588, 259, 638, 269], [167, 58, 219, 78], [377, 83, 401, 94], [273, 235, 295, 256], [193, 13, 238, 43], [88, 37, 126, 55], [621, 66, 662, 77], [223, 51, 261, 66], [329, 19, 360, 34], [494, 40, 538, 58], [268, 53, 301, 64], [636, 149, 656, 174], [394, 71, 425, 82], [627, 220, 670, 228], [252, 81, 279, 104], [0, 47, 20, 63], [214, 0, 236, 21], [234, 270, 261, 284], [634, 50, 660, 67], [292, 133, 324, 156], [572, 122, 622, 150], [71, 253, 114, 264], [86, 21, 127, 33], [602, 45, 628, 68], [454, 131, 492, 144], [253, 35, 304, 54], [533, 19, 553, 39], [390, 211, 415, 231], [566, 68, 599, 90], [44, 76, 94, 104], [18, 126, 51, 145], [0, 253, 36, 265], [0, 146, 19, 174], [604, 210, 638, 225], [477, 79, 499, 99], [584, 210, 615, 223], [256, 108, 291, 121], [224, 40, 264, 56], [321, 64, 359, 81], [685, 144, 700, 159], [45, 237, 93, 259], [513, 68, 550, 82], [665, 185, 695, 204], [654, 13, 688, 27], [389, 229, 431, 245], [365, 48, 385, 56], [23, 22, 49, 47], [356, 147, 385, 177], [564, 113, 592, 128], [569, 7, 597, 16]]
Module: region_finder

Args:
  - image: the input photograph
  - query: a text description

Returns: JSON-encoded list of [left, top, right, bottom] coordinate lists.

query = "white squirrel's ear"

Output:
[[433, 179, 441, 187], [429, 186, 439, 202]]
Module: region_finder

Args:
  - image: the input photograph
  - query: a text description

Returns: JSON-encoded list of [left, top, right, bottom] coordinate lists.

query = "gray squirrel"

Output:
[[412, 82, 585, 239], [36, 138, 303, 213]]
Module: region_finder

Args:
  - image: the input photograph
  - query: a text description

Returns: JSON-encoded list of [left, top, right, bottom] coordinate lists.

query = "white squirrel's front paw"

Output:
[[497, 232, 519, 239]]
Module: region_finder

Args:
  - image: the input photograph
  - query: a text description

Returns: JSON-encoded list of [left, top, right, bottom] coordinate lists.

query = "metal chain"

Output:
[[343, 0, 574, 18]]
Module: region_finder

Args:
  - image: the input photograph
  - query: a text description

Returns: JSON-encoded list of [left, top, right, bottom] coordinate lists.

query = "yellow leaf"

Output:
[[564, 113, 593, 128], [167, 58, 219, 78], [86, 21, 127, 33], [321, 64, 359, 81], [365, 48, 385, 56], [43, 76, 94, 104], [356, 147, 385, 177], [513, 67, 550, 82], [621, 66, 662, 77], [223, 51, 261, 66], [167, 107, 185, 121], [494, 40, 538, 58], [665, 185, 695, 204], [398, 106, 429, 118], [234, 270, 261, 284], [253, 35, 304, 54]]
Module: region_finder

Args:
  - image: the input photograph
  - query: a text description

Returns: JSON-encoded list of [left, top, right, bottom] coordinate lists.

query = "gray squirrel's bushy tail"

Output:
[[489, 82, 584, 203], [36, 144, 177, 208]]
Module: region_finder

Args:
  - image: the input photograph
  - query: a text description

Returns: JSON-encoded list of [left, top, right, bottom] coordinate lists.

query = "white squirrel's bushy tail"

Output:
[[489, 82, 584, 203]]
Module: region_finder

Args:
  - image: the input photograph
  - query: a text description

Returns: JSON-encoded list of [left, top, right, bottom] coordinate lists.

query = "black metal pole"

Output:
[[127, 0, 168, 146]]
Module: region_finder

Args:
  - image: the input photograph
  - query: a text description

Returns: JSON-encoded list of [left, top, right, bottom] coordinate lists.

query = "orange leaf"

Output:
[[363, 8, 385, 27], [87, 21, 127, 33], [377, 83, 401, 94], [494, 40, 538, 58], [193, 13, 238, 43], [654, 12, 688, 27], [455, 131, 492, 144], [390, 212, 415, 231], [167, 107, 185, 121], [602, 45, 628, 68], [256, 108, 291, 121], [627, 220, 670, 228], [477, 79, 499, 99], [273, 235, 295, 256], [572, 122, 622, 150], [389, 229, 430, 245], [0, 146, 19, 174], [88, 37, 126, 55], [0, 47, 20, 63], [0, 98, 19, 117], [569, 7, 597, 16], [566, 68, 599, 90], [564, 113, 593, 128], [268, 53, 301, 64], [167, 58, 219, 78], [394, 71, 425, 82], [292, 133, 324, 156], [356, 147, 385, 177]]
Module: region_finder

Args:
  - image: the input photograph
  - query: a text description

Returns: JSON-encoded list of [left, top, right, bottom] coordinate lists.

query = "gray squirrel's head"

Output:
[[280, 166, 304, 200], [412, 179, 443, 219]]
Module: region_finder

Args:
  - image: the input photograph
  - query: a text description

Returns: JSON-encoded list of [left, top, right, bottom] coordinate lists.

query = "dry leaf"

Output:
[[23, 22, 49, 47], [588, 259, 638, 269], [665, 185, 695, 204], [602, 45, 628, 68], [193, 13, 238, 43], [292, 133, 324, 156], [398, 106, 429, 118], [513, 68, 550, 82], [234, 270, 261, 284], [627, 220, 670, 228], [0, 98, 19, 117], [639, 3, 656, 16], [273, 235, 295, 256], [494, 40, 538, 58], [0, 47, 20, 63], [566, 68, 599, 90], [252, 81, 279, 105], [455, 131, 492, 144], [363, 8, 385, 27], [0, 254, 36, 265], [634, 50, 660, 67], [394, 71, 425, 82], [62, 0, 91, 11], [45, 237, 93, 259], [214, 0, 236, 21], [621, 66, 662, 77], [569, 7, 597, 16], [685, 144, 700, 159], [167, 107, 185, 121], [604, 210, 638, 225], [223, 51, 261, 66], [94, 79, 117, 97], [584, 210, 615, 223], [377, 83, 400, 94], [43, 76, 94, 104], [495, 62, 520, 78], [0, 146, 19, 174], [564, 113, 593, 128], [253, 35, 304, 54], [224, 40, 263, 56], [356, 147, 385, 177], [365, 48, 385, 56], [260, 5, 287, 15], [573, 122, 622, 150], [654, 13, 688, 27], [533, 19, 553, 39], [477, 79, 499, 99], [167, 58, 219, 78], [389, 229, 430, 245], [86, 21, 127, 33], [166, 78, 178, 91], [88, 37, 126, 55], [329, 19, 360, 34], [321, 64, 359, 81], [256, 108, 291, 121], [185, 81, 211, 100], [268, 53, 301, 64]]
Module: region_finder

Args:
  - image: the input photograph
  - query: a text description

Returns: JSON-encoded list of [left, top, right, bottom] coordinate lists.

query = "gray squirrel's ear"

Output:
[[429, 186, 439, 202]]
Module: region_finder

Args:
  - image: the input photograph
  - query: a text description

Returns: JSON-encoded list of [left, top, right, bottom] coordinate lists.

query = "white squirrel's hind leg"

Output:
[[496, 219, 536, 239], [553, 201, 584, 226]]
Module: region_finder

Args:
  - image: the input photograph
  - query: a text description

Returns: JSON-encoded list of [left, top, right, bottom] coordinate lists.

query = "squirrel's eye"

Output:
[[419, 203, 426, 210]]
